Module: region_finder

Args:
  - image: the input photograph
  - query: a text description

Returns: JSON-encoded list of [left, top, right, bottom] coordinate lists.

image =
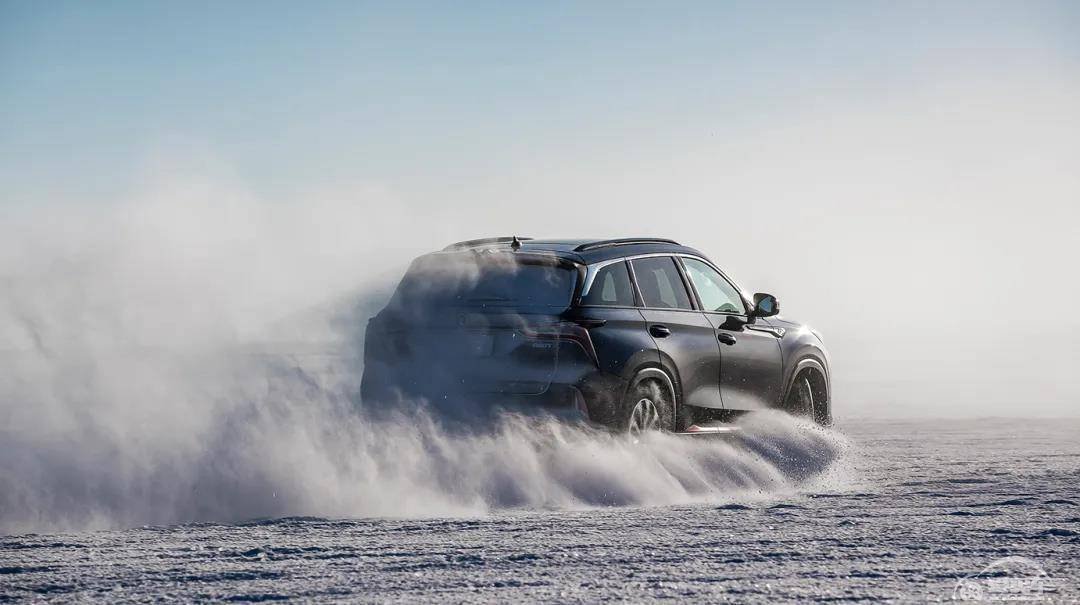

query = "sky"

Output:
[[5, 2, 1077, 203], [2, 1, 1079, 417]]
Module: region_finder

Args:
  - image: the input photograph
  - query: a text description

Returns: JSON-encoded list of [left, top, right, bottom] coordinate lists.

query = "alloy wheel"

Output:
[[627, 397, 661, 435]]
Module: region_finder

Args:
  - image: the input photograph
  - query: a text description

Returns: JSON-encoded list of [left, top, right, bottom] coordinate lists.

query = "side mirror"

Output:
[[752, 293, 779, 317]]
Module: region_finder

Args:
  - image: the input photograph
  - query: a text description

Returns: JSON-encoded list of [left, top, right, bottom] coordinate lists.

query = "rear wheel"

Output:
[[620, 380, 674, 435], [627, 397, 661, 435]]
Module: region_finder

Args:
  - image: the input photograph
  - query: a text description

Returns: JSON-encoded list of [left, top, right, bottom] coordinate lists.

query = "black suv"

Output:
[[361, 237, 831, 433]]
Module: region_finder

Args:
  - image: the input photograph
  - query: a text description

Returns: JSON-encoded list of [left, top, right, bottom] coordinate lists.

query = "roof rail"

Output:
[[442, 236, 533, 251], [573, 238, 680, 252]]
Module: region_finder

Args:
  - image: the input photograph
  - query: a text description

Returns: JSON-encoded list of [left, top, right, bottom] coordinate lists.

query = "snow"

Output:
[[2, 417, 1077, 602]]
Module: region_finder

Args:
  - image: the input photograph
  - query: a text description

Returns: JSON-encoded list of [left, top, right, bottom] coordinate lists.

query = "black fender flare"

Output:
[[782, 356, 830, 406], [627, 367, 679, 408], [786, 356, 825, 395], [650, 348, 684, 405]]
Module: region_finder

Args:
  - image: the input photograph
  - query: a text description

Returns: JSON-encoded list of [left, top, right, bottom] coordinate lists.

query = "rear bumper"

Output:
[[360, 360, 625, 423]]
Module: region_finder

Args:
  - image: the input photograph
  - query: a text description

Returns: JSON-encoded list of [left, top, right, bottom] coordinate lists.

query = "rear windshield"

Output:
[[391, 253, 578, 308]]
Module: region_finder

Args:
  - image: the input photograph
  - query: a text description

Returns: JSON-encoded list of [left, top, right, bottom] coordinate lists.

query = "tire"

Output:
[[619, 379, 674, 435], [785, 371, 830, 426], [787, 376, 815, 418]]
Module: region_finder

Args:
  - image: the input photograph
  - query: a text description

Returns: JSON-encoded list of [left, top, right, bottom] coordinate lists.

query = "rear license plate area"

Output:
[[464, 332, 494, 357]]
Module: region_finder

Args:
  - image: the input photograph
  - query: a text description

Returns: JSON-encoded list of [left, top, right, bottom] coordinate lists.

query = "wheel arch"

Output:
[[651, 347, 688, 406], [783, 355, 832, 425], [624, 365, 687, 431], [628, 366, 679, 408]]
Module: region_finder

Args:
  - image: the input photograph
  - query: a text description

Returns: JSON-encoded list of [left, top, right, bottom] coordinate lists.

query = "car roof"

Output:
[[438, 237, 708, 264]]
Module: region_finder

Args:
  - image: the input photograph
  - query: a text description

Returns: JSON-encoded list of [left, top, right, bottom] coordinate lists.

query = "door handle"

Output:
[[649, 325, 671, 338], [718, 332, 737, 345]]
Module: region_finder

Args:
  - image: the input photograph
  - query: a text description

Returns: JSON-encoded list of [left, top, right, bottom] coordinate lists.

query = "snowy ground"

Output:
[[1, 417, 1077, 603]]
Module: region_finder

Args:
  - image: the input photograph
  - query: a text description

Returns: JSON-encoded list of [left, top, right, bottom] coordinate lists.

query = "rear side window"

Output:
[[581, 261, 635, 307], [631, 257, 692, 310]]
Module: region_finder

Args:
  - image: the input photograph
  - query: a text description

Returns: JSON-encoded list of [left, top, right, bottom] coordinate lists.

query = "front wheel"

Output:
[[788, 376, 815, 418], [784, 372, 831, 426]]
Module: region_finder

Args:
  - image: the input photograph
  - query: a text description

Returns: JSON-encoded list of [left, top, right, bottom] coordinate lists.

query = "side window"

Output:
[[681, 257, 746, 314], [581, 261, 635, 306], [630, 257, 692, 310]]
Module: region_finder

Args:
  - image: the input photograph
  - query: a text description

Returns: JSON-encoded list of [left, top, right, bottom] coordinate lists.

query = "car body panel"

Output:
[[641, 307, 724, 409], [705, 312, 785, 410], [560, 304, 656, 421], [767, 316, 831, 400]]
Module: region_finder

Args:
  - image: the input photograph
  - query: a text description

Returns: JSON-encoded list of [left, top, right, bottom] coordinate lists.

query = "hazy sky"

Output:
[[2, 2, 1079, 417], [4, 2, 1076, 203]]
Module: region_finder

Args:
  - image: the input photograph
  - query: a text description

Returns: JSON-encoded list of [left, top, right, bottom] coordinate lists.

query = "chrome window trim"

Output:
[[580, 253, 668, 299], [580, 252, 750, 314]]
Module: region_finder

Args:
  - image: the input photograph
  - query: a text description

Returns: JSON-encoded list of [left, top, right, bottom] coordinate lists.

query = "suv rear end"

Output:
[[360, 248, 601, 416]]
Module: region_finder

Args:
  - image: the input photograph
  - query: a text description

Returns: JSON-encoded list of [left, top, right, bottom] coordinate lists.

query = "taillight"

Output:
[[523, 321, 599, 366]]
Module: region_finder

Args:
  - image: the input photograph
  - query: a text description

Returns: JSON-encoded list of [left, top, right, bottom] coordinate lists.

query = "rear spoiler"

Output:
[[443, 236, 533, 251]]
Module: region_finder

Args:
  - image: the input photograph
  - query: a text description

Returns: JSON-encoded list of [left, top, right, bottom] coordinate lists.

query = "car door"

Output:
[[569, 259, 655, 381], [628, 256, 724, 410], [679, 256, 784, 410]]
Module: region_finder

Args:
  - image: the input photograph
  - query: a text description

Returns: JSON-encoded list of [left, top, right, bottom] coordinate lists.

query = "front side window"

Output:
[[681, 257, 746, 314], [582, 261, 636, 306], [631, 257, 692, 310]]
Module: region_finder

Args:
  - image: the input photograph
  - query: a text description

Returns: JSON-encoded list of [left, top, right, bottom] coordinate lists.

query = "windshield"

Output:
[[391, 253, 578, 308]]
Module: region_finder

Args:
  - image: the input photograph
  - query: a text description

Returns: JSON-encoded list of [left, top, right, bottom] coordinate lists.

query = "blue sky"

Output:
[[3, 1, 1077, 205]]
